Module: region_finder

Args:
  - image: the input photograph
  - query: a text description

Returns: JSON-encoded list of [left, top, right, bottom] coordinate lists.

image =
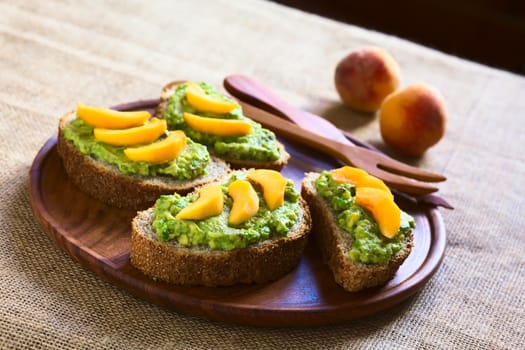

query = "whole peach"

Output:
[[379, 83, 447, 157], [334, 47, 400, 113]]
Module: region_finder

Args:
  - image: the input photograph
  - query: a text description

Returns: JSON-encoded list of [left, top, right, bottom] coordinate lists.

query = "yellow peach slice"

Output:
[[183, 112, 252, 136], [355, 187, 400, 238], [93, 118, 167, 146], [185, 82, 237, 114], [228, 180, 259, 225], [358, 175, 393, 198], [330, 166, 392, 196], [176, 185, 224, 221], [77, 103, 150, 129], [330, 166, 367, 184], [247, 169, 287, 210], [124, 130, 186, 163]]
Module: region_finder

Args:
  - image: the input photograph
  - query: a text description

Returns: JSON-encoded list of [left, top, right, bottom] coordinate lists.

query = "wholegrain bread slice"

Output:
[[130, 185, 311, 287], [57, 110, 231, 210], [155, 81, 290, 170], [301, 172, 413, 292]]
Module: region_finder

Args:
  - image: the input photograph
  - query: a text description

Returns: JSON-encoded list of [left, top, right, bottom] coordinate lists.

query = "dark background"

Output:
[[272, 0, 525, 75]]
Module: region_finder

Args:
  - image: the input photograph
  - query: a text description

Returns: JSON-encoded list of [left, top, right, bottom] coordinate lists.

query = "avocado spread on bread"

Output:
[[152, 173, 301, 250], [63, 118, 210, 179], [315, 171, 415, 264], [161, 82, 281, 162]]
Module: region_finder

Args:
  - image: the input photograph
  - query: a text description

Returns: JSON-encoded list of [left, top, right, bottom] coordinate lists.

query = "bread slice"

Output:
[[301, 172, 413, 292], [57, 111, 230, 210], [155, 81, 290, 171], [130, 184, 311, 287]]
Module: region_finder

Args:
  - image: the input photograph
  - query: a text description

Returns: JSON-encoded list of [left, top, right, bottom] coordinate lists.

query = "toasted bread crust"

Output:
[[155, 80, 290, 170], [57, 111, 230, 210], [130, 197, 311, 287], [301, 172, 413, 292]]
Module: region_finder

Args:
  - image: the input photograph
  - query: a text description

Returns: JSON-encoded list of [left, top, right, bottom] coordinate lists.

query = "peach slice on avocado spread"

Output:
[[355, 187, 401, 239], [185, 82, 237, 114], [93, 118, 167, 146], [330, 166, 400, 238], [77, 103, 150, 129], [227, 179, 260, 225], [124, 130, 187, 163], [176, 185, 224, 221], [183, 112, 252, 136], [330, 166, 392, 196], [247, 169, 287, 210]]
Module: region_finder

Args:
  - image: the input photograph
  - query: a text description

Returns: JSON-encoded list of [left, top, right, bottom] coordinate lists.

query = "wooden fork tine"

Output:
[[376, 158, 446, 182], [365, 167, 439, 195], [343, 143, 446, 183]]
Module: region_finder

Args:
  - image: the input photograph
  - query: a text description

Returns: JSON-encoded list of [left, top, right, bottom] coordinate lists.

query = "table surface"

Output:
[[1, 0, 524, 349]]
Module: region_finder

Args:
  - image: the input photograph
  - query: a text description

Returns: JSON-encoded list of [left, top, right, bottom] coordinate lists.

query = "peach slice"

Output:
[[176, 185, 224, 221], [93, 118, 167, 146], [228, 180, 259, 225], [247, 169, 287, 210], [77, 103, 150, 129], [124, 130, 187, 163], [330, 166, 392, 196], [185, 82, 237, 114], [330, 166, 367, 184], [355, 187, 400, 238], [183, 112, 251, 136]]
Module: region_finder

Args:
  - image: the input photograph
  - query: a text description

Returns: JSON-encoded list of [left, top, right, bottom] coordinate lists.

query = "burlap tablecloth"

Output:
[[1, 0, 524, 348]]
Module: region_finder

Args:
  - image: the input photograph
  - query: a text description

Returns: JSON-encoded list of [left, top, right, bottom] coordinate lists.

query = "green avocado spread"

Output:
[[315, 171, 415, 264], [152, 173, 301, 251], [161, 82, 281, 162], [63, 118, 210, 179]]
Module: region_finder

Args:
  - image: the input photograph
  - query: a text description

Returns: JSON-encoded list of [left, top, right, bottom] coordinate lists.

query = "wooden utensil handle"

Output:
[[224, 75, 302, 121]]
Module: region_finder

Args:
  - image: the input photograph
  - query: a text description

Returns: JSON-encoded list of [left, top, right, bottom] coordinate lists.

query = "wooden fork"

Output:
[[224, 75, 446, 196]]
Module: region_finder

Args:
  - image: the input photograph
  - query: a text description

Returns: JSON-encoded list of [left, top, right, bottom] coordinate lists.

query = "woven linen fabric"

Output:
[[1, 0, 524, 349]]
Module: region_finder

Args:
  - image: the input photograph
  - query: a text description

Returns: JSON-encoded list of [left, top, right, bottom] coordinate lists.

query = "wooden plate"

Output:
[[29, 99, 446, 327]]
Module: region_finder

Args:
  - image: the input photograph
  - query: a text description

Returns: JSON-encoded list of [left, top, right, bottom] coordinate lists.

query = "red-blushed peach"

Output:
[[334, 47, 400, 113], [379, 83, 447, 157]]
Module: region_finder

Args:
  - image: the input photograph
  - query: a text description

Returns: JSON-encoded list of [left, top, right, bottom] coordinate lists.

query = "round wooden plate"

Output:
[[29, 99, 446, 327]]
